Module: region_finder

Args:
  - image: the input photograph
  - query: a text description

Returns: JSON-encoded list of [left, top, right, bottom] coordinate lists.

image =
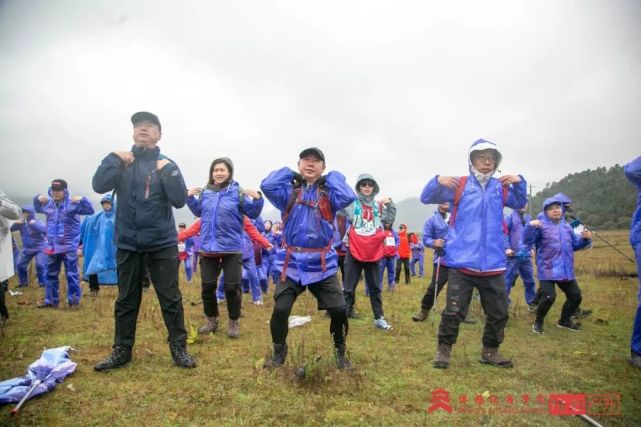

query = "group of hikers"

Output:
[[1, 111, 640, 373]]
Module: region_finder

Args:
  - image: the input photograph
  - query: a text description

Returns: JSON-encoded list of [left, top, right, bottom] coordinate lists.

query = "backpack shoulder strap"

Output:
[[449, 176, 467, 228], [282, 186, 302, 224]]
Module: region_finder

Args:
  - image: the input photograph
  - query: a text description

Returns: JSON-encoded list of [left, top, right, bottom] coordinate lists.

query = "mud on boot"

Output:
[[264, 343, 288, 368], [335, 345, 352, 370], [198, 316, 219, 334], [433, 343, 451, 369], [94, 345, 132, 372], [480, 346, 513, 368], [412, 309, 428, 322], [170, 345, 197, 368]]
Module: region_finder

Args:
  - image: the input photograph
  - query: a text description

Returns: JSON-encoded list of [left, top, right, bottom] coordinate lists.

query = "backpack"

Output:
[[449, 176, 509, 232]]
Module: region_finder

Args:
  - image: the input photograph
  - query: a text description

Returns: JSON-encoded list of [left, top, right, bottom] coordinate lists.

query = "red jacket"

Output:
[[178, 217, 270, 249], [397, 229, 410, 259]]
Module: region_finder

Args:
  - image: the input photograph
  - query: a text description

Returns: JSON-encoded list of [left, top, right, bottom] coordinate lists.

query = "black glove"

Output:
[[291, 172, 304, 186], [317, 175, 327, 187]]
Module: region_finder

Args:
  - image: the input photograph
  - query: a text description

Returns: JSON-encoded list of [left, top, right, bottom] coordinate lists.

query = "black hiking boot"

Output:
[[94, 345, 132, 372], [629, 352, 641, 369], [532, 321, 544, 335], [264, 343, 288, 368], [335, 345, 353, 370], [170, 345, 197, 368], [480, 346, 513, 368], [433, 343, 452, 369], [557, 319, 581, 331], [412, 309, 428, 322]]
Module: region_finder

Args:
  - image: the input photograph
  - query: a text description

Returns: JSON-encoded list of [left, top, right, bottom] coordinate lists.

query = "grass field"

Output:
[[1, 230, 640, 426]]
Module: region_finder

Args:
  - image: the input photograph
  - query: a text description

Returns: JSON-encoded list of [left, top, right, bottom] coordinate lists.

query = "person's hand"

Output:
[[77, 249, 82, 257], [113, 151, 134, 167], [381, 197, 392, 205], [529, 219, 540, 227], [15, 218, 24, 224], [71, 196, 82, 203], [434, 239, 444, 249], [243, 189, 261, 199], [291, 172, 304, 186], [29, 220, 36, 225], [437, 176, 459, 190], [499, 175, 522, 185], [581, 230, 593, 239], [266, 244, 274, 250], [37, 195, 48, 204], [506, 249, 515, 257], [188, 187, 203, 197], [156, 159, 170, 171]]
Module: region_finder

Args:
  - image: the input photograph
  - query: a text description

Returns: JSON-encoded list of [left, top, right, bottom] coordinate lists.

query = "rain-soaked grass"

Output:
[[1, 230, 640, 426]]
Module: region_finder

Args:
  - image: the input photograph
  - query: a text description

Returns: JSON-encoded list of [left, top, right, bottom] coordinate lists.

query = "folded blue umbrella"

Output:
[[0, 346, 77, 405]]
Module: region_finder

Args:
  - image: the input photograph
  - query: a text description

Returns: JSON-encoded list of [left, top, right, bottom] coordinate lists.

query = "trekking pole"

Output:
[[431, 254, 442, 333], [567, 215, 635, 264], [10, 378, 41, 416]]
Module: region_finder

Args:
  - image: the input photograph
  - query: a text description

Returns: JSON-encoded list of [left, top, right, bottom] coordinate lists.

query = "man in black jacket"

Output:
[[92, 111, 195, 371]]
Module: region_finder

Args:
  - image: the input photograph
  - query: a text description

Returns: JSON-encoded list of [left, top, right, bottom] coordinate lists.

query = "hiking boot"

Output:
[[412, 309, 428, 322], [532, 321, 544, 334], [227, 319, 240, 338], [527, 303, 538, 313], [197, 316, 219, 335], [433, 343, 452, 369], [335, 345, 353, 370], [571, 309, 593, 320], [170, 345, 197, 368], [373, 317, 393, 330], [480, 346, 513, 368], [264, 343, 288, 368], [557, 319, 581, 331], [347, 309, 360, 320], [94, 345, 132, 371], [462, 314, 477, 324], [253, 300, 264, 306], [629, 352, 641, 369]]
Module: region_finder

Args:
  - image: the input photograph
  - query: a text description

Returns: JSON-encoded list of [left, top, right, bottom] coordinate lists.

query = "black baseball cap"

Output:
[[50, 179, 68, 191], [131, 111, 161, 131], [299, 147, 325, 162], [178, 223, 186, 228]]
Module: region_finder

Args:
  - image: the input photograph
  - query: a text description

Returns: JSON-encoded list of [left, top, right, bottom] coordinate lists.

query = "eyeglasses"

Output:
[[134, 121, 159, 129], [360, 181, 374, 188], [473, 154, 496, 163]]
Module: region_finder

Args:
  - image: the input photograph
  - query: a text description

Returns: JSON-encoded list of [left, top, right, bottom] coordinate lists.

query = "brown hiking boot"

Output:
[[412, 309, 428, 322], [480, 346, 513, 368], [433, 343, 452, 369], [197, 316, 219, 335], [227, 319, 240, 338]]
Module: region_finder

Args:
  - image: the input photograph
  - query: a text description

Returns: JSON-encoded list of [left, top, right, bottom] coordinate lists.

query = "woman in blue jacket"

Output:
[[523, 196, 592, 334], [187, 157, 263, 338]]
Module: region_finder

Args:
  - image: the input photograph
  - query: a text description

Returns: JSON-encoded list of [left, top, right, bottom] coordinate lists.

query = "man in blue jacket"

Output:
[[92, 111, 195, 371], [421, 139, 527, 369], [34, 179, 94, 308], [11, 205, 47, 288], [261, 147, 356, 369], [504, 206, 536, 308], [625, 155, 641, 369]]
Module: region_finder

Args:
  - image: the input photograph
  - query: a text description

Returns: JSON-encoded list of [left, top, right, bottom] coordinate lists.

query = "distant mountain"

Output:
[[392, 197, 435, 232]]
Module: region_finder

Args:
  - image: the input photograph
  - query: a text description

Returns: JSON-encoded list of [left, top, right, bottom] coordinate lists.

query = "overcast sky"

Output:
[[1, 0, 639, 212]]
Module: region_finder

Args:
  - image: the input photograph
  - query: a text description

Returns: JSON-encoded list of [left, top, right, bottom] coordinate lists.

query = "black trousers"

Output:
[[270, 275, 348, 349], [420, 263, 449, 310], [113, 246, 187, 348], [438, 269, 508, 348], [0, 280, 8, 319], [88, 274, 100, 292], [343, 251, 384, 319], [200, 254, 242, 320], [395, 257, 411, 284], [535, 280, 582, 323]]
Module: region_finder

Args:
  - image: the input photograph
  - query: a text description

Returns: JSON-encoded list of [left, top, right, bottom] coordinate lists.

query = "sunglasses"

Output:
[[359, 181, 374, 188]]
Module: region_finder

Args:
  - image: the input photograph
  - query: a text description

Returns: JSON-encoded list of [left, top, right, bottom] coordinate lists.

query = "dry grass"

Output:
[[1, 230, 640, 426]]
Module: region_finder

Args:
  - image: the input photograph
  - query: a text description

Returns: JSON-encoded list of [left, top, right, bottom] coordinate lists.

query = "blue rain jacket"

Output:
[[80, 194, 117, 284], [422, 211, 449, 264], [261, 167, 356, 285], [34, 190, 94, 254], [523, 196, 592, 281], [504, 209, 533, 256], [10, 205, 47, 254], [92, 145, 187, 251], [625, 156, 641, 248], [187, 181, 263, 253]]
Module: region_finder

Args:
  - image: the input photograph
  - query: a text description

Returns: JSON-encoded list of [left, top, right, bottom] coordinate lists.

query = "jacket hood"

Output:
[[21, 205, 35, 220], [355, 173, 380, 197], [468, 139, 502, 172], [542, 195, 565, 212], [209, 157, 234, 186], [100, 194, 113, 204]]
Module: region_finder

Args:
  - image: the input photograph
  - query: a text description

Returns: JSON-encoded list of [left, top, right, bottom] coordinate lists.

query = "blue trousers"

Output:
[[504, 256, 536, 305], [410, 253, 424, 277], [17, 250, 47, 286], [181, 254, 193, 282], [45, 251, 81, 306], [631, 245, 641, 356], [379, 256, 396, 289]]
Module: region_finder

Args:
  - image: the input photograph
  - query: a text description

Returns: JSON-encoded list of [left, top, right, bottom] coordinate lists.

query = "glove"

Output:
[[291, 172, 304, 186], [317, 175, 327, 187]]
